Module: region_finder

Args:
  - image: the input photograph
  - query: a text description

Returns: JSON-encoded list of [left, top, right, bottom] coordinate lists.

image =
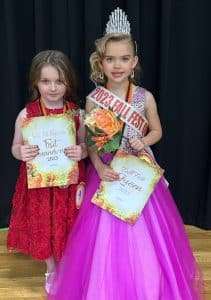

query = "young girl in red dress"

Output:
[[7, 50, 87, 292]]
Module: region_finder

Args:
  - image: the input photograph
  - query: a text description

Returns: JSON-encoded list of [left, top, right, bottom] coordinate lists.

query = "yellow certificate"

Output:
[[21, 113, 78, 188], [92, 150, 164, 224]]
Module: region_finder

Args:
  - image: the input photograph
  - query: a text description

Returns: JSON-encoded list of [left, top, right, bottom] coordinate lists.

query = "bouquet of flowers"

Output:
[[84, 107, 122, 156]]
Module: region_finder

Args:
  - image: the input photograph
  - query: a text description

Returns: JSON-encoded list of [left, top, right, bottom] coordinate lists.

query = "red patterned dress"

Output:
[[7, 99, 86, 260]]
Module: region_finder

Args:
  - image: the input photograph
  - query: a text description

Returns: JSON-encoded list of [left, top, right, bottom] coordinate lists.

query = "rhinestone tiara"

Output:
[[105, 7, 131, 35]]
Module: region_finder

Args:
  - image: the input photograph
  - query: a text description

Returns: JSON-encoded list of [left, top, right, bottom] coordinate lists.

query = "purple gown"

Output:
[[48, 87, 203, 300]]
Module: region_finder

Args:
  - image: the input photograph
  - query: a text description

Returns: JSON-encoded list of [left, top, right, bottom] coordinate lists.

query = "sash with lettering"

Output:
[[89, 86, 163, 224], [87, 86, 148, 136]]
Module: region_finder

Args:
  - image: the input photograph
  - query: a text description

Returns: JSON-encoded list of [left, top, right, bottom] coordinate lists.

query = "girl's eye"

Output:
[[41, 79, 50, 84], [55, 80, 64, 85], [122, 56, 130, 62], [39, 79, 65, 85], [105, 57, 113, 62]]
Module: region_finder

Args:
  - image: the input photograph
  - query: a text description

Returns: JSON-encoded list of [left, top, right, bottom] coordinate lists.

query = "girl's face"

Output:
[[37, 65, 67, 107], [101, 40, 138, 86]]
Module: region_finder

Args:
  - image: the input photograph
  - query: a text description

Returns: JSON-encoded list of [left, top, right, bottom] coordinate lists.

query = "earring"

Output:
[[131, 69, 135, 79], [99, 72, 104, 80]]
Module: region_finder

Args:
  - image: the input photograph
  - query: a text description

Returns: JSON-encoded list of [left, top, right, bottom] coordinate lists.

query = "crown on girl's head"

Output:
[[105, 7, 131, 35]]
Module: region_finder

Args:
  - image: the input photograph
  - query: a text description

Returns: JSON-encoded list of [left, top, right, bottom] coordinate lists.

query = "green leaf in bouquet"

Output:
[[102, 131, 121, 153], [86, 133, 96, 147]]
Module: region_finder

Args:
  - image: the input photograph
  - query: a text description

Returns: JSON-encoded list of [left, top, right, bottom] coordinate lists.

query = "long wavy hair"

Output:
[[28, 50, 78, 102], [90, 33, 141, 85]]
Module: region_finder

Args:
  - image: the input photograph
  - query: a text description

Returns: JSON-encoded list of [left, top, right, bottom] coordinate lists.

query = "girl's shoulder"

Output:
[[134, 86, 155, 102], [25, 99, 41, 117], [133, 86, 157, 113], [16, 107, 27, 120], [14, 107, 27, 128], [134, 85, 150, 95]]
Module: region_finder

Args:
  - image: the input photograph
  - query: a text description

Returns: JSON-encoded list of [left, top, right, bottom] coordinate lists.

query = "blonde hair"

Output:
[[28, 50, 78, 102], [90, 33, 141, 85]]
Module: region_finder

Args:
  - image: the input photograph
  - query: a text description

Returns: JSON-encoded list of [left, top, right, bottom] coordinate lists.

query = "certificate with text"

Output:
[[92, 150, 164, 224], [21, 113, 78, 188]]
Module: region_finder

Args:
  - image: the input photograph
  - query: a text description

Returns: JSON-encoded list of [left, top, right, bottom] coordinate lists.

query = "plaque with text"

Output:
[[22, 113, 78, 188], [92, 150, 163, 224]]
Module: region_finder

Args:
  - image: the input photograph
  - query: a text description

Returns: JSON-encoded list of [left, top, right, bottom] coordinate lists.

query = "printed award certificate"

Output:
[[92, 150, 164, 224], [21, 113, 78, 188]]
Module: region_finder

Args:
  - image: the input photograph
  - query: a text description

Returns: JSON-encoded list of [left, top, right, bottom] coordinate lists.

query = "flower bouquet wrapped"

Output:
[[84, 107, 122, 156]]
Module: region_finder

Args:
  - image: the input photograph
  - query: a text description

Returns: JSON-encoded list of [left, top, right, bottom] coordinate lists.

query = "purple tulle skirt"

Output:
[[48, 153, 203, 300]]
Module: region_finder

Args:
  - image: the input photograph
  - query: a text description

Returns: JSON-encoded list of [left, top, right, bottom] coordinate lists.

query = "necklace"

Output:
[[40, 97, 67, 116]]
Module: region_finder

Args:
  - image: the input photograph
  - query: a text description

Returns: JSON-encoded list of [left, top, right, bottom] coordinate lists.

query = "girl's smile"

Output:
[[111, 71, 124, 78]]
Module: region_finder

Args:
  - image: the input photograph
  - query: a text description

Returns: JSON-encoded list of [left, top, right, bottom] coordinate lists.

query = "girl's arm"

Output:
[[129, 91, 162, 151], [85, 99, 119, 182], [11, 108, 39, 161]]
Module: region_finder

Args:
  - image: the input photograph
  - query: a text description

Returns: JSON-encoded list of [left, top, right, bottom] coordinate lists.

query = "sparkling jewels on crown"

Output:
[[105, 7, 131, 35]]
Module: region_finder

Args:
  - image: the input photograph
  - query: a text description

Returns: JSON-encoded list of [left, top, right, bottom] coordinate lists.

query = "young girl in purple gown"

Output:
[[49, 8, 203, 299]]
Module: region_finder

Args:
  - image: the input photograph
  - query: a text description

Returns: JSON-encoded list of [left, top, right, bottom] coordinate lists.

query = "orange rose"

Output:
[[92, 135, 110, 150], [95, 109, 121, 137]]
